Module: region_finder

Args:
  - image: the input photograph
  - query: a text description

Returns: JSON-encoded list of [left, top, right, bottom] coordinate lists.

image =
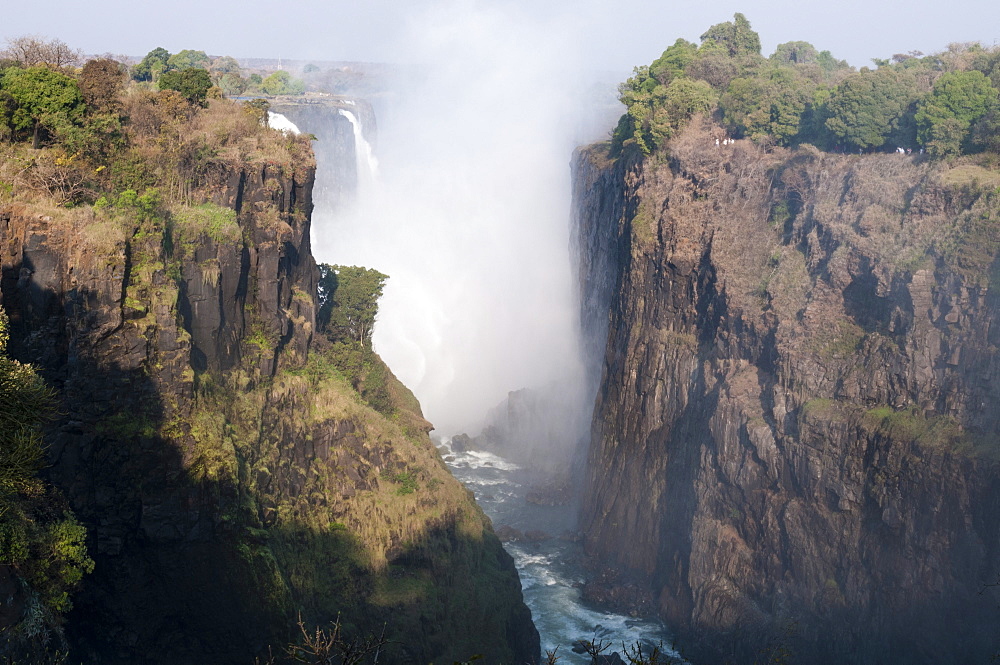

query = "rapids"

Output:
[[438, 437, 683, 664]]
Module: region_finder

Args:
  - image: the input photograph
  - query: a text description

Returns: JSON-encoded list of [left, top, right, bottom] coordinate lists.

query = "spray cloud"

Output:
[[311, 1, 612, 444]]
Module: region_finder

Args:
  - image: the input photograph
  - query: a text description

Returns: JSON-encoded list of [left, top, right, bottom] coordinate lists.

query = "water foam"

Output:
[[267, 111, 300, 134]]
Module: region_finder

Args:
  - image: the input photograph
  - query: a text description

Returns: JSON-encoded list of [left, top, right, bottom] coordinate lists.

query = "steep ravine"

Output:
[[574, 120, 1000, 664], [0, 152, 538, 662]]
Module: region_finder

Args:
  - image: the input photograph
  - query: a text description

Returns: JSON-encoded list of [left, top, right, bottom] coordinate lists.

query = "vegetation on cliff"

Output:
[[0, 306, 94, 658], [0, 36, 537, 664], [613, 14, 1000, 158], [131, 45, 306, 97]]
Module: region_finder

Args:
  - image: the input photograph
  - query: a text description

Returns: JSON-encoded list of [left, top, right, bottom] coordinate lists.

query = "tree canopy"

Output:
[[158, 67, 213, 106], [132, 47, 170, 82], [1, 35, 81, 69], [610, 16, 1000, 159], [318, 264, 388, 347], [700, 13, 762, 58], [823, 68, 920, 150], [1, 65, 84, 147], [261, 70, 306, 96], [916, 70, 999, 157], [167, 49, 210, 71]]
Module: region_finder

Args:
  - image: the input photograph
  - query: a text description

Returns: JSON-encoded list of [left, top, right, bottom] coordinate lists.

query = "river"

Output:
[[437, 437, 684, 664]]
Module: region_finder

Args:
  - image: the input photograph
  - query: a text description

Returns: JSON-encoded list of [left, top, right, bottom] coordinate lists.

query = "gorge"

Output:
[[3, 18, 1000, 664]]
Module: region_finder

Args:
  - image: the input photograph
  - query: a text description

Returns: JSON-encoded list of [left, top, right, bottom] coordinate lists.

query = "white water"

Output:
[[441, 437, 682, 663], [336, 108, 378, 194], [267, 111, 300, 134]]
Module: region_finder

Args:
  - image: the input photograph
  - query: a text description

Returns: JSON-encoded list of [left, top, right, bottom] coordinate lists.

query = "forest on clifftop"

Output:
[[614, 13, 1000, 159]]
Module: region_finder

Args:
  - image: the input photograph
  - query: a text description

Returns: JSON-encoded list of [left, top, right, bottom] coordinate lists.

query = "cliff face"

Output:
[[574, 120, 1000, 663], [1, 154, 537, 662]]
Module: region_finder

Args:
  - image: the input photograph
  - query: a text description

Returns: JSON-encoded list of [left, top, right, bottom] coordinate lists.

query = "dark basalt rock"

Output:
[[0, 153, 538, 664], [572, 123, 1000, 664]]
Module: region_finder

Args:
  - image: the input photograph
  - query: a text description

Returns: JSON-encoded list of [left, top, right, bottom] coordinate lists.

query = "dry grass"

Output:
[[940, 164, 1000, 191]]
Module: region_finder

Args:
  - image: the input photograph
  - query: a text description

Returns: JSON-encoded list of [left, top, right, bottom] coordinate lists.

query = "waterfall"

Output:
[[267, 111, 301, 135], [337, 108, 378, 192]]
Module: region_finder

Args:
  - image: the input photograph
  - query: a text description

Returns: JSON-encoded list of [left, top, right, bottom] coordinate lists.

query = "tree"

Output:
[[78, 58, 127, 113], [166, 49, 210, 71], [1, 35, 81, 69], [210, 55, 242, 77], [1, 65, 84, 148], [721, 67, 813, 144], [772, 41, 818, 66], [261, 70, 305, 96], [242, 98, 271, 126], [824, 68, 920, 150], [970, 108, 1000, 153], [915, 69, 999, 157], [700, 13, 762, 58], [0, 308, 52, 492], [0, 305, 94, 646], [219, 72, 248, 97], [649, 39, 698, 86], [159, 68, 213, 106], [132, 47, 170, 82], [317, 264, 388, 347]]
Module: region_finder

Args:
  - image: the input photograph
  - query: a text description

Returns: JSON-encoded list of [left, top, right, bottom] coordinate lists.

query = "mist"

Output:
[[311, 1, 615, 443]]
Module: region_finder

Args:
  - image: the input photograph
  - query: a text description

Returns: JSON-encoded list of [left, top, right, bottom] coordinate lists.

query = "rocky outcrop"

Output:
[[1, 152, 537, 662], [574, 121, 1000, 663]]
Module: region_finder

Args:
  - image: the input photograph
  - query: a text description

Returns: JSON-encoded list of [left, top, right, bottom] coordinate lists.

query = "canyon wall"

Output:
[[1, 145, 537, 663], [574, 120, 1000, 663]]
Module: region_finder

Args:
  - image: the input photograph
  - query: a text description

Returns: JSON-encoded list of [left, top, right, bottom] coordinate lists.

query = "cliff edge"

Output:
[[574, 119, 1000, 663], [0, 112, 537, 664]]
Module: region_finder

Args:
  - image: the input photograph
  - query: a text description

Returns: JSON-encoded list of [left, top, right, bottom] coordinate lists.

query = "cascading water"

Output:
[[297, 95, 682, 662], [337, 108, 378, 194]]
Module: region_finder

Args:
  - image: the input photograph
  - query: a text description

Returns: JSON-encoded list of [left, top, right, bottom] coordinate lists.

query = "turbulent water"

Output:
[[437, 438, 681, 664]]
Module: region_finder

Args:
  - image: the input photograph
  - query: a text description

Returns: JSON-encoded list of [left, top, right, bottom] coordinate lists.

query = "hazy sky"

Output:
[[4, 0, 1000, 72]]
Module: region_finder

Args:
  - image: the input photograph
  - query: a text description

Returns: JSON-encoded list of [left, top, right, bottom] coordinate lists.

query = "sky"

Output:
[[4, 0, 1000, 72]]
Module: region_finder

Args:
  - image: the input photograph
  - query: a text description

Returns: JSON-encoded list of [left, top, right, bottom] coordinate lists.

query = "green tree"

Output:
[[166, 49, 210, 71], [218, 72, 248, 97], [970, 108, 1000, 153], [700, 13, 762, 58], [824, 68, 920, 150], [771, 41, 819, 65], [131, 46, 170, 82], [159, 67, 213, 106], [1, 65, 84, 148], [0, 309, 52, 492], [649, 39, 698, 86], [210, 55, 242, 77], [0, 305, 94, 628], [317, 264, 388, 347], [721, 67, 814, 144], [915, 69, 999, 157], [615, 64, 719, 154], [261, 70, 305, 96]]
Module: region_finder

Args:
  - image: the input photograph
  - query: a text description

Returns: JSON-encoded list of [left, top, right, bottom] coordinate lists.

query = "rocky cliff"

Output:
[[574, 119, 1000, 663], [1, 140, 537, 662]]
